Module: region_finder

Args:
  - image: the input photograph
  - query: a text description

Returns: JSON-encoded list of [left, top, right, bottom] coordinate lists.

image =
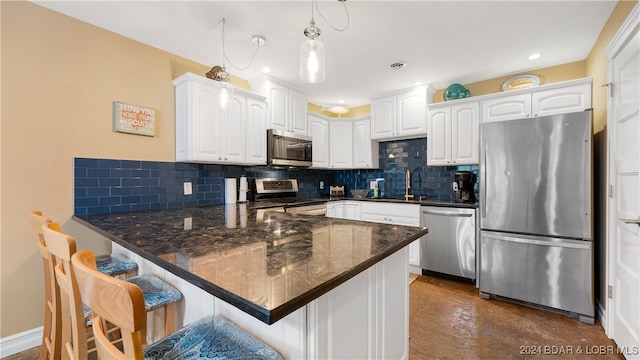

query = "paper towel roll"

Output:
[[225, 178, 237, 204], [239, 176, 248, 190], [238, 190, 247, 203], [238, 204, 247, 228], [225, 204, 237, 228]]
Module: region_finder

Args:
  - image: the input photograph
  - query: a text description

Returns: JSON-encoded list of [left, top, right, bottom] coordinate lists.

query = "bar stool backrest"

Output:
[[41, 222, 88, 360], [72, 249, 147, 360]]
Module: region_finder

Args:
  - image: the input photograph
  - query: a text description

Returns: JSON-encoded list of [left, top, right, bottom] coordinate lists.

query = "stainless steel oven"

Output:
[[267, 129, 312, 167], [254, 178, 326, 216]]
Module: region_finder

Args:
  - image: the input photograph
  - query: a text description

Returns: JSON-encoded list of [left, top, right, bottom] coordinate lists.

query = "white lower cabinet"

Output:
[[307, 248, 409, 359], [326, 201, 361, 220]]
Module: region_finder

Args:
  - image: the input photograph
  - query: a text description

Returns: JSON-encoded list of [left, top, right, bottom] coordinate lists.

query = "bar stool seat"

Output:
[[95, 253, 138, 277], [142, 315, 284, 360], [81, 275, 182, 326]]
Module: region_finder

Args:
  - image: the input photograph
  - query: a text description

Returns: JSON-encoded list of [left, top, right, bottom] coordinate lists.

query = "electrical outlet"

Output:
[[184, 182, 192, 195], [320, 181, 324, 190]]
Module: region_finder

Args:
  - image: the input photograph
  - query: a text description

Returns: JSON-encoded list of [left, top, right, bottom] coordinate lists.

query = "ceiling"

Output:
[[32, 1, 617, 108]]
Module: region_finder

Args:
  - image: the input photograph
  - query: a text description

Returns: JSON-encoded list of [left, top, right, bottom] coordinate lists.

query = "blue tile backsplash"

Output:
[[74, 138, 478, 215], [334, 138, 478, 201]]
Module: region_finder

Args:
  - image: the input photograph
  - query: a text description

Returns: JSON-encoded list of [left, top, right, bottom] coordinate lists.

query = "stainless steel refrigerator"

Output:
[[479, 110, 594, 323]]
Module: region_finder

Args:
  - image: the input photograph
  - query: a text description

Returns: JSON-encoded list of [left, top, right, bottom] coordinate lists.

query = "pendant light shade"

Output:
[[216, 80, 233, 109], [300, 38, 325, 83]]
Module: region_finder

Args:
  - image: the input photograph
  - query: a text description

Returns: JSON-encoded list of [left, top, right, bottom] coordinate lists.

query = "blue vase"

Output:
[[443, 84, 471, 101]]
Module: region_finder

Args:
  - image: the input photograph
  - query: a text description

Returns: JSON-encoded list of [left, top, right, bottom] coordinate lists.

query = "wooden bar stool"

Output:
[[42, 222, 182, 360], [72, 249, 285, 360], [28, 211, 140, 360]]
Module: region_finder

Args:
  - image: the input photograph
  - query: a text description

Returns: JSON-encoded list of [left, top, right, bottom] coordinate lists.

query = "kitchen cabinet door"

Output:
[[353, 118, 378, 169], [396, 87, 428, 136], [308, 114, 330, 168], [245, 97, 267, 165], [174, 75, 226, 163], [266, 83, 288, 131], [532, 83, 591, 117], [289, 88, 309, 135], [451, 102, 479, 165], [371, 96, 396, 139], [482, 93, 531, 123], [329, 120, 354, 169], [426, 106, 451, 166], [222, 94, 246, 163]]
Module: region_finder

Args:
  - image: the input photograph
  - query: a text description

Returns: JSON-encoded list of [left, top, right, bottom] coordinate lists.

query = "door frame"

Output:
[[605, 1, 640, 336]]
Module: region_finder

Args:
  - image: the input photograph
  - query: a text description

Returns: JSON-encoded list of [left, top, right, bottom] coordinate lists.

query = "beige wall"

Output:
[[0, 1, 213, 336], [432, 61, 587, 104], [1, 0, 637, 340]]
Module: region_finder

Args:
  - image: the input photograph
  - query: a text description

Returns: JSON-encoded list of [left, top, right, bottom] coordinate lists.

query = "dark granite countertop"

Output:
[[73, 204, 427, 325]]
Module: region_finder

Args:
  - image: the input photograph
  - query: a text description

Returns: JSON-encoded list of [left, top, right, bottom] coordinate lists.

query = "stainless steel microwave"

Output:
[[267, 129, 312, 167]]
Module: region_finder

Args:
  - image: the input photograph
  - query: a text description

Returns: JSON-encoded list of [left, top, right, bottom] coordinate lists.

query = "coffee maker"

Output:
[[454, 171, 476, 203]]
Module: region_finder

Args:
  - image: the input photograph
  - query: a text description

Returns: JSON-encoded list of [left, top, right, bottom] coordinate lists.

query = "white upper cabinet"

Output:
[[371, 85, 431, 141], [482, 78, 592, 123], [329, 119, 354, 169], [173, 72, 267, 165], [245, 97, 268, 164], [308, 113, 330, 168], [353, 117, 379, 169], [252, 76, 308, 135], [451, 102, 480, 165], [308, 113, 378, 170], [427, 101, 479, 166], [481, 93, 531, 123]]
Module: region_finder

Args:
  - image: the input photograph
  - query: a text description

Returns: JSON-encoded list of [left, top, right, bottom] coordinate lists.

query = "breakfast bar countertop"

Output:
[[73, 204, 428, 325]]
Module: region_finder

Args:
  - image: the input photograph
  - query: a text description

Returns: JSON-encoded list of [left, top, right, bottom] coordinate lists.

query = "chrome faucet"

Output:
[[404, 169, 414, 201]]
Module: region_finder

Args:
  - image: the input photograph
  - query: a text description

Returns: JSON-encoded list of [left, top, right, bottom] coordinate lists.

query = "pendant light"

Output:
[[300, 6, 325, 83], [206, 18, 266, 108], [300, 0, 349, 83]]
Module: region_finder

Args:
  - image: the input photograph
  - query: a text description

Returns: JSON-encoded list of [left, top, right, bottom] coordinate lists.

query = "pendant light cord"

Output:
[[314, 0, 349, 32], [221, 18, 262, 71]]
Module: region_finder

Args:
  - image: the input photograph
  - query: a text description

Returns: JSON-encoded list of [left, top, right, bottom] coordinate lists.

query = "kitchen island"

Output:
[[73, 203, 428, 359]]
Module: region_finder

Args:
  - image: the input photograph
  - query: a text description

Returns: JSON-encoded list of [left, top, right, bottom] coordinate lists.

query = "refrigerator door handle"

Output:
[[479, 138, 487, 219], [622, 216, 640, 227], [483, 232, 592, 250]]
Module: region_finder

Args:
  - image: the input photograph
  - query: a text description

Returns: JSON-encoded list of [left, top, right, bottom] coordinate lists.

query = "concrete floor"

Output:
[[3, 275, 622, 360]]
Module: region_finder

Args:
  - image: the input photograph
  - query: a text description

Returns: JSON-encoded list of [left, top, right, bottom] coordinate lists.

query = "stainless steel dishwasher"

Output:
[[420, 206, 476, 281]]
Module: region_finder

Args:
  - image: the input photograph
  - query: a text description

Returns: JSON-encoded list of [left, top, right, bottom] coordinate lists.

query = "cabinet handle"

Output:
[[526, 114, 530, 117]]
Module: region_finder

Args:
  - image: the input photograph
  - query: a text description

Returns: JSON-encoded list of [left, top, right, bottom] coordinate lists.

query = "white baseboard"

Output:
[[0, 327, 42, 358]]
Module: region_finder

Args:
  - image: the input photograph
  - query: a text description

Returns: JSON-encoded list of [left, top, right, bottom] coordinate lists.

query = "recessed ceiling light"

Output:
[[338, 99, 345, 104], [390, 62, 407, 70], [262, 67, 272, 73], [413, 81, 424, 86], [528, 53, 541, 60]]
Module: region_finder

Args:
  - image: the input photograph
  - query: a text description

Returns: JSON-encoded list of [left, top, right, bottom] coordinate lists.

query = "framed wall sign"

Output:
[[113, 101, 156, 136]]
